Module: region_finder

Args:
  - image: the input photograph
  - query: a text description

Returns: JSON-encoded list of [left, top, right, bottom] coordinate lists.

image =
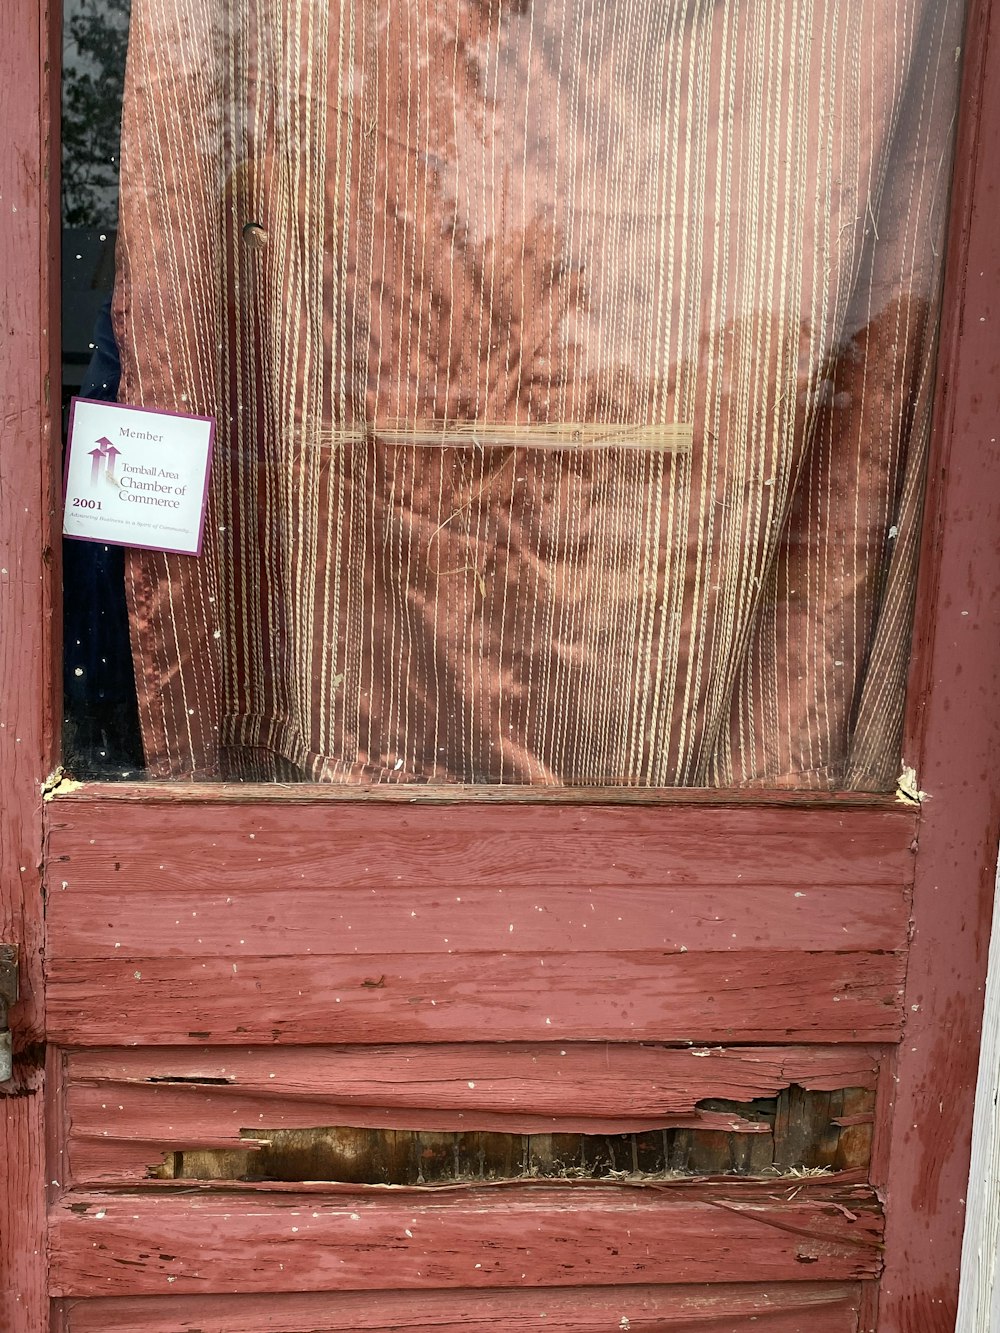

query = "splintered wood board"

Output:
[[63, 1043, 878, 1185]]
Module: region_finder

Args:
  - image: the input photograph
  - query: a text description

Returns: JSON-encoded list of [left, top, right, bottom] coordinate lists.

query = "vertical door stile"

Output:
[[878, 0, 1000, 1325], [0, 0, 61, 1328]]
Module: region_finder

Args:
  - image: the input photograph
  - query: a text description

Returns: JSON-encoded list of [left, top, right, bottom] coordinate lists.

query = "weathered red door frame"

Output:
[[1, 0, 61, 1328], [2, 0, 1000, 1328], [879, 2, 1000, 1322]]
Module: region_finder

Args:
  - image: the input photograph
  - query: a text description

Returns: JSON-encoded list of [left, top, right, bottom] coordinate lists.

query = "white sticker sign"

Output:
[[63, 398, 215, 556]]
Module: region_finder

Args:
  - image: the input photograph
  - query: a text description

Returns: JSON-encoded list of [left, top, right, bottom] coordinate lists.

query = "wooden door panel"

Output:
[[46, 798, 914, 1047], [57, 1283, 865, 1332], [46, 796, 904, 1317], [62, 1043, 880, 1187]]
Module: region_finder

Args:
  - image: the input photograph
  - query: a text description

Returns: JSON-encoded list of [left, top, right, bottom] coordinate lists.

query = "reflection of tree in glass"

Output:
[[62, 0, 131, 227]]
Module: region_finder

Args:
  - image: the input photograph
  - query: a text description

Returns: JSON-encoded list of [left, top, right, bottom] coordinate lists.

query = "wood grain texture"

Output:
[[49, 1183, 884, 1296], [957, 869, 1000, 1331], [47, 948, 906, 1046], [0, 0, 59, 1326], [1, 1070, 47, 1331], [56, 782, 906, 806], [45, 879, 908, 960], [45, 801, 916, 890], [68, 1042, 881, 1108], [64, 1044, 879, 1185], [881, 1, 1000, 1329], [45, 802, 912, 1050], [58, 1282, 865, 1332]]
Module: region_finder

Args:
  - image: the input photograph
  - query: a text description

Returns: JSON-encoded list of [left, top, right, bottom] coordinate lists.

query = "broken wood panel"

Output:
[[67, 1043, 881, 1112], [58, 1281, 866, 1331], [156, 1124, 756, 1187], [64, 1045, 879, 1185], [69, 1101, 781, 1188], [67, 1095, 772, 1149], [46, 949, 906, 1046], [45, 801, 916, 892], [152, 1090, 872, 1186], [49, 1183, 884, 1296], [45, 879, 909, 961], [70, 1113, 783, 1188], [72, 1098, 872, 1187]]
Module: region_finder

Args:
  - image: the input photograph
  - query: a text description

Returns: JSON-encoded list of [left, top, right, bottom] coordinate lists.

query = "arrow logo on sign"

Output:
[[88, 436, 122, 485]]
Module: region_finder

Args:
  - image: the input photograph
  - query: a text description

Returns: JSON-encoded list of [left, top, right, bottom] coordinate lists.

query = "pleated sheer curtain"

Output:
[[113, 0, 964, 787]]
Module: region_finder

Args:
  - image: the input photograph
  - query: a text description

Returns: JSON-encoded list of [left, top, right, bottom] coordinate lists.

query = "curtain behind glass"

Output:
[[113, 0, 964, 786]]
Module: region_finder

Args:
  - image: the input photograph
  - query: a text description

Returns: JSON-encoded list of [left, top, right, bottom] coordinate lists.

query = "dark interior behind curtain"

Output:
[[113, 0, 964, 787]]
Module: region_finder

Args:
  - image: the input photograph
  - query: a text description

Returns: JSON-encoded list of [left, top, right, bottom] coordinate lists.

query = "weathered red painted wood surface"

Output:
[[45, 800, 915, 889], [46, 801, 913, 1049], [44, 798, 905, 1315], [0, 0, 59, 1328], [45, 879, 907, 957], [57, 1282, 864, 1332], [47, 948, 906, 1046], [877, 0, 1000, 1326], [63, 1043, 879, 1184], [49, 1183, 883, 1296], [69, 1042, 880, 1110]]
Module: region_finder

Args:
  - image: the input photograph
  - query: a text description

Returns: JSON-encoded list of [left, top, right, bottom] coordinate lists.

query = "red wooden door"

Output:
[[4, 1, 1000, 1330]]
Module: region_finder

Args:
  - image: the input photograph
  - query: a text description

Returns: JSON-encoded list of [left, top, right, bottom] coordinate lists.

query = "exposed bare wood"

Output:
[[58, 1281, 865, 1332], [71, 1103, 873, 1189], [53, 781, 904, 808], [156, 1088, 871, 1186], [47, 949, 906, 1047], [4, 1, 997, 1330], [50, 1183, 884, 1296]]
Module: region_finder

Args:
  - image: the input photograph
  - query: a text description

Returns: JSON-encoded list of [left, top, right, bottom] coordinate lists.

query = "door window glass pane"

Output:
[[62, 0, 968, 787]]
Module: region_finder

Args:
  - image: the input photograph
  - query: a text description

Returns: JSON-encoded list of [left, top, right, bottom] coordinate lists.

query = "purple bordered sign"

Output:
[[63, 398, 215, 557]]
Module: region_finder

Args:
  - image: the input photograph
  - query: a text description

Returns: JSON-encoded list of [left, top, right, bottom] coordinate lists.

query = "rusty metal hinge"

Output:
[[0, 945, 20, 1083]]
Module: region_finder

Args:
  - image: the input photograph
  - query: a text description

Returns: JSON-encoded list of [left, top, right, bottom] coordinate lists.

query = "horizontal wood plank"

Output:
[[53, 780, 904, 806], [64, 1044, 880, 1185], [45, 880, 908, 960], [68, 1043, 881, 1109], [47, 950, 906, 1046], [59, 1281, 865, 1331], [46, 802, 915, 891], [49, 1184, 883, 1296]]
